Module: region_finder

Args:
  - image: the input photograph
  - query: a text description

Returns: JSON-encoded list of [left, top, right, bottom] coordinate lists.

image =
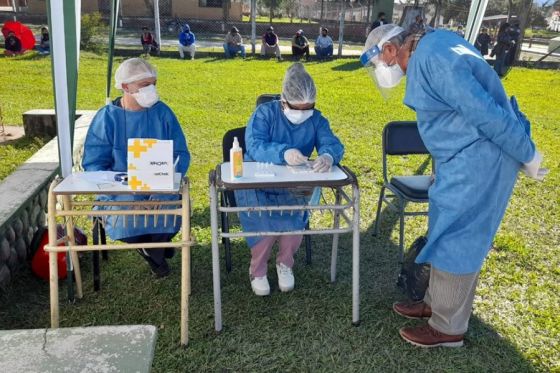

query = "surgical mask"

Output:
[[375, 62, 405, 88], [132, 84, 159, 108], [283, 108, 314, 125]]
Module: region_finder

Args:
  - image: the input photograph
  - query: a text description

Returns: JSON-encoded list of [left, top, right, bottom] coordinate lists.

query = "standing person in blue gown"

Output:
[[360, 25, 547, 347]]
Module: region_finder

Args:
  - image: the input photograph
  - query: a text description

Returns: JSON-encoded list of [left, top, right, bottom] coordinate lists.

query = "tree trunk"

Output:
[[507, 0, 513, 23], [432, 1, 441, 28], [515, 0, 533, 62]]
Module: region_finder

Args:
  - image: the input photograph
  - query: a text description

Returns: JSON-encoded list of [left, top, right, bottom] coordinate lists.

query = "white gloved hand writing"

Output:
[[521, 150, 548, 181], [284, 148, 308, 165], [312, 154, 333, 173]]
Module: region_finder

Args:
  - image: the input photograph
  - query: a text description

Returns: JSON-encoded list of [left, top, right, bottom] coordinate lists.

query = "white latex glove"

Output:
[[284, 148, 308, 165], [312, 154, 333, 173], [521, 150, 548, 181]]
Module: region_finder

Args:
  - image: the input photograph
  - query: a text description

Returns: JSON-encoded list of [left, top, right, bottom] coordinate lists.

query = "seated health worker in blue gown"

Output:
[[235, 63, 344, 296], [82, 58, 190, 278]]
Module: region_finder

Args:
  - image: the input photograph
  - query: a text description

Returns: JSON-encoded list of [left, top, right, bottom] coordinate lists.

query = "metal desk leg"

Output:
[[47, 183, 59, 328], [63, 195, 82, 299], [92, 218, 101, 292], [180, 183, 191, 347], [352, 183, 361, 326], [210, 178, 223, 332], [330, 189, 342, 283]]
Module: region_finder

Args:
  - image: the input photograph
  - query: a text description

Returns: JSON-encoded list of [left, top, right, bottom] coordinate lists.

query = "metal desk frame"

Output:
[[208, 164, 360, 332], [45, 175, 193, 346]]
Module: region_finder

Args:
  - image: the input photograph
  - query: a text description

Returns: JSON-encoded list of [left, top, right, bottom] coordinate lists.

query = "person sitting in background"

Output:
[[408, 15, 425, 34], [235, 63, 344, 296], [4, 31, 23, 56], [37, 27, 50, 55], [370, 12, 387, 31], [475, 27, 491, 56], [261, 26, 282, 61], [82, 58, 190, 278], [456, 25, 465, 38], [178, 24, 196, 60], [223, 27, 246, 59], [292, 29, 310, 61], [314, 27, 333, 61], [140, 27, 159, 56]]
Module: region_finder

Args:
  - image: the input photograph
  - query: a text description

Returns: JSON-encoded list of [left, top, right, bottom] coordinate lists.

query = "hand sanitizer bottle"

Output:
[[230, 137, 243, 179]]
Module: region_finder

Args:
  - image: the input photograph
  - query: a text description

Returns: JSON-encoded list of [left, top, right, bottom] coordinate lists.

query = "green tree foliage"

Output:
[[80, 12, 108, 53]]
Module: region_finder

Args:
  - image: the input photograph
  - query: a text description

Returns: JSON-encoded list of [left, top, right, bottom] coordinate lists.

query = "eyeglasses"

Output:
[[282, 100, 315, 111]]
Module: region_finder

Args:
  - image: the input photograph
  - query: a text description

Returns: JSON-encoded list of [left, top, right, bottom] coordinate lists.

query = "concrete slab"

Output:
[[0, 325, 157, 373]]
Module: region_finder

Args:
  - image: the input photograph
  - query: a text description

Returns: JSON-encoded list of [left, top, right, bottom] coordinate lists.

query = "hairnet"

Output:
[[114, 58, 157, 90], [364, 24, 405, 54], [281, 63, 316, 104]]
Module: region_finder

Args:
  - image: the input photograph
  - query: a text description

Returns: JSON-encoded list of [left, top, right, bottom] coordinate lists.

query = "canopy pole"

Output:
[[106, 0, 120, 105], [47, 0, 80, 178], [465, 0, 489, 45]]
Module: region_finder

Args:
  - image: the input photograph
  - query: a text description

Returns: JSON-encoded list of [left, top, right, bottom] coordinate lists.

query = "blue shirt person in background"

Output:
[[178, 24, 196, 60], [361, 25, 545, 347], [82, 58, 190, 277], [235, 63, 344, 296], [314, 27, 333, 61]]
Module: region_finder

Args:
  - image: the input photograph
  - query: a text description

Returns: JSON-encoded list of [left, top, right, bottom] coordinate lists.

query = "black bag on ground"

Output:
[[397, 236, 430, 301]]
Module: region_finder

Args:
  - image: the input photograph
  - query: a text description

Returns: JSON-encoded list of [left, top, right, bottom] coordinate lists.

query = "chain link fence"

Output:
[[90, 0, 374, 57]]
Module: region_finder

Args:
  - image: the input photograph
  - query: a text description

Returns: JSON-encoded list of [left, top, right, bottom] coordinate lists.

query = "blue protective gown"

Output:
[[82, 99, 190, 241], [235, 100, 345, 248], [403, 30, 535, 274]]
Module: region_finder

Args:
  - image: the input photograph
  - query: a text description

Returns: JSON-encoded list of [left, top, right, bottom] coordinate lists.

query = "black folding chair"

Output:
[[256, 93, 281, 106], [220, 93, 311, 272], [373, 121, 432, 261]]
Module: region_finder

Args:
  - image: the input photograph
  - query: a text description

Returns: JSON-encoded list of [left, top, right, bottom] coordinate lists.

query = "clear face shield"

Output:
[[360, 42, 405, 100]]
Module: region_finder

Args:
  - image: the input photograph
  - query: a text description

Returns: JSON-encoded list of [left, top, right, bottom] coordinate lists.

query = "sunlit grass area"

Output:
[[0, 51, 558, 371]]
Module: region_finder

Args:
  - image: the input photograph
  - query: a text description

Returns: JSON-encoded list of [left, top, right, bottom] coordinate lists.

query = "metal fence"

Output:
[[96, 0, 374, 56]]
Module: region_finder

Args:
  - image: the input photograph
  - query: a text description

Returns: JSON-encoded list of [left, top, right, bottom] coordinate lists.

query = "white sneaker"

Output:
[[276, 263, 295, 292], [250, 275, 270, 296]]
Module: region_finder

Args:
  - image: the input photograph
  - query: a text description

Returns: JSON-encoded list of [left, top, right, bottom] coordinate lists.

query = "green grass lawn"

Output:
[[0, 52, 559, 372]]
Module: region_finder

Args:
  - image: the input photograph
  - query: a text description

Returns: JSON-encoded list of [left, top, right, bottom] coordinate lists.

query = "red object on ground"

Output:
[[31, 228, 67, 281], [2, 21, 35, 51]]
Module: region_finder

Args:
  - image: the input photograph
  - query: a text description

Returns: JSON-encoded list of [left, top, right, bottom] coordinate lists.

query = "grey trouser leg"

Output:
[[423, 267, 479, 335]]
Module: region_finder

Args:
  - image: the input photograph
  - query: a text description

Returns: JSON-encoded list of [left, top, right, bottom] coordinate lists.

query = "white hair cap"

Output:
[[281, 63, 317, 104], [363, 24, 405, 54], [114, 58, 157, 90]]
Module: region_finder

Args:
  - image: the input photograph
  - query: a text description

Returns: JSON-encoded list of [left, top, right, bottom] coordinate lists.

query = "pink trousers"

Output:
[[250, 235, 303, 277]]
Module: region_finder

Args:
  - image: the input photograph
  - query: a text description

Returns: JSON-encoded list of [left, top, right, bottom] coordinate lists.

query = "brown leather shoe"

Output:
[[399, 324, 464, 348], [393, 301, 432, 319]]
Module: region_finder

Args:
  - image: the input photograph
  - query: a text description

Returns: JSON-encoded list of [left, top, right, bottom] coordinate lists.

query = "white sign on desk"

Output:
[[221, 162, 347, 184], [127, 138, 174, 191]]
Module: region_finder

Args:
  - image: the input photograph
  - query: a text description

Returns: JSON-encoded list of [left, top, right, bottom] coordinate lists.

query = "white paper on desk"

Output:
[[79, 171, 116, 183]]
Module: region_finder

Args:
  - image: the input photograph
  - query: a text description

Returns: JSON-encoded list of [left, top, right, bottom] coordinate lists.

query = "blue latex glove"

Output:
[[510, 96, 531, 137]]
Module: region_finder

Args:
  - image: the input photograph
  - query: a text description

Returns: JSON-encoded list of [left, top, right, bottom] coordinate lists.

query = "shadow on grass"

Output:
[[331, 60, 362, 72]]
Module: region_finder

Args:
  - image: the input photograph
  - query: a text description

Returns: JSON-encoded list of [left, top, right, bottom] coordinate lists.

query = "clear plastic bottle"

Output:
[[230, 137, 243, 179]]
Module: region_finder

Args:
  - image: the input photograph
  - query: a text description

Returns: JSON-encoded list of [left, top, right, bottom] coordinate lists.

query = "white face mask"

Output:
[[374, 62, 404, 89], [283, 108, 314, 125], [131, 84, 159, 108]]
